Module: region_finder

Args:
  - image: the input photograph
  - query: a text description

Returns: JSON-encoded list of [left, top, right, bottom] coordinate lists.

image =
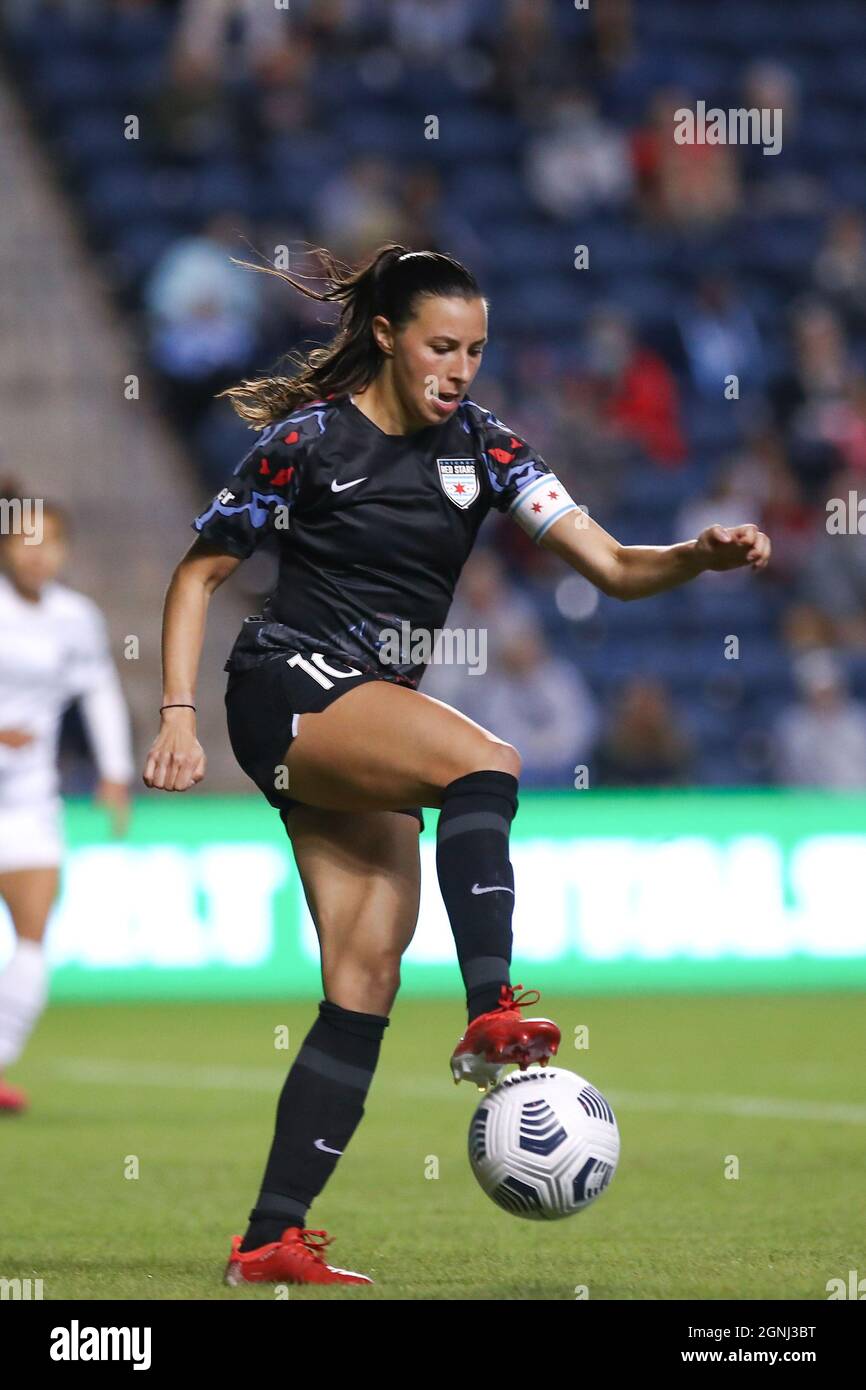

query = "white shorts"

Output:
[[0, 799, 64, 872]]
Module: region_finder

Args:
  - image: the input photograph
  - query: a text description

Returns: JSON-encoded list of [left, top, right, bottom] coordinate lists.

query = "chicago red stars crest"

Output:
[[437, 459, 479, 510]]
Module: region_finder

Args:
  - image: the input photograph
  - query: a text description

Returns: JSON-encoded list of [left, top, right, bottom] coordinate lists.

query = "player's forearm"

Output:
[[609, 539, 705, 600], [79, 672, 135, 782], [160, 566, 211, 708]]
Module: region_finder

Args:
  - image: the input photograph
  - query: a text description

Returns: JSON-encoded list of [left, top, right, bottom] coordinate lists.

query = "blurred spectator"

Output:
[[772, 300, 850, 428], [750, 430, 819, 587], [397, 167, 487, 270], [681, 430, 817, 594], [813, 209, 866, 333], [304, 0, 377, 54], [788, 466, 866, 650], [420, 548, 538, 715], [543, 375, 631, 516], [173, 0, 291, 78], [155, 47, 238, 161], [525, 92, 633, 220], [770, 299, 851, 499], [490, 0, 566, 117], [675, 455, 762, 584], [631, 87, 741, 229], [475, 628, 600, 788], [314, 156, 405, 263], [814, 372, 866, 477], [773, 650, 866, 788], [253, 33, 316, 141], [675, 276, 764, 398], [398, 167, 448, 249], [144, 213, 264, 429], [584, 309, 687, 467], [156, 0, 298, 159], [387, 0, 480, 62], [737, 62, 819, 215], [591, 0, 660, 123], [501, 349, 628, 518], [591, 0, 636, 78], [593, 677, 694, 786], [12, 0, 866, 794]]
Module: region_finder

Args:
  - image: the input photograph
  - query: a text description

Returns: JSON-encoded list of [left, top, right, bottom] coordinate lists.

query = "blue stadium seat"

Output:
[[491, 276, 583, 336], [267, 136, 341, 208], [102, 8, 174, 57], [55, 111, 137, 170], [194, 164, 255, 219], [111, 221, 182, 289], [447, 164, 521, 220], [83, 167, 153, 231], [33, 55, 122, 111], [3, 10, 89, 58], [828, 162, 866, 208], [11, 0, 857, 791], [480, 221, 574, 279], [334, 106, 430, 160]]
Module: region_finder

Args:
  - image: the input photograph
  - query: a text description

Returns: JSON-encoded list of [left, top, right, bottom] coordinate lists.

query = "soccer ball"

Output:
[[468, 1066, 620, 1220]]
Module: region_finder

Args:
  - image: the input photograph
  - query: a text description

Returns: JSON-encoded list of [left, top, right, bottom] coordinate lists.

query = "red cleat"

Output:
[[224, 1227, 373, 1287], [0, 1078, 28, 1114], [450, 984, 561, 1090]]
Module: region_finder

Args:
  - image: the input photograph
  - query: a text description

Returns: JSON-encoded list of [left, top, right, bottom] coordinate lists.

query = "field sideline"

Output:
[[1, 993, 862, 1301]]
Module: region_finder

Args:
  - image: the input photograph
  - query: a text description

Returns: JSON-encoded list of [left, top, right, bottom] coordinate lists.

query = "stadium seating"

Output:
[[3, 0, 861, 787]]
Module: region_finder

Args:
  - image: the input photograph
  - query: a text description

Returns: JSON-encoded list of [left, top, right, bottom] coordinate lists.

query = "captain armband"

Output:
[[508, 474, 582, 543]]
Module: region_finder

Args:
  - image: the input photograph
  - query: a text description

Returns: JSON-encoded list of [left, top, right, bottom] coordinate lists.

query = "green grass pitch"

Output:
[[2, 992, 863, 1300]]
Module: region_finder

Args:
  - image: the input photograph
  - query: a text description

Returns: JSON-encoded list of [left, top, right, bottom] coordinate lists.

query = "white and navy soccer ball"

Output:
[[468, 1066, 620, 1220]]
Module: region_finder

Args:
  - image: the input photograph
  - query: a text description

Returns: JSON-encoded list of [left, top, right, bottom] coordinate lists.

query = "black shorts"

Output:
[[224, 649, 425, 832]]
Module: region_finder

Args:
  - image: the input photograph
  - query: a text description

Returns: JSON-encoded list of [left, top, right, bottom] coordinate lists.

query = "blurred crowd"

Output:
[[7, 0, 866, 788]]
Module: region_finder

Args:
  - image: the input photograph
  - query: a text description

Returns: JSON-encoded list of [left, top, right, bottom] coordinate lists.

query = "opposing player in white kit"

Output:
[[0, 486, 134, 1113]]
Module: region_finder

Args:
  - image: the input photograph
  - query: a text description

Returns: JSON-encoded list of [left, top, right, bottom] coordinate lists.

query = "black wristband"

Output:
[[160, 704, 196, 712]]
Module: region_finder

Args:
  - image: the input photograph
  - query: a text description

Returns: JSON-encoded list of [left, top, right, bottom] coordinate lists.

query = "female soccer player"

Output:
[[0, 485, 133, 1113], [143, 245, 770, 1287]]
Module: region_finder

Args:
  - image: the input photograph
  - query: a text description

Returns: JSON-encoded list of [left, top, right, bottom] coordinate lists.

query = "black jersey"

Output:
[[192, 395, 565, 685]]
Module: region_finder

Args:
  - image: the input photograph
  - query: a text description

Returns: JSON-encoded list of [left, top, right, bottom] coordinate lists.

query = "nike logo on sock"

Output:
[[471, 883, 514, 895], [331, 477, 367, 492], [314, 1138, 343, 1154]]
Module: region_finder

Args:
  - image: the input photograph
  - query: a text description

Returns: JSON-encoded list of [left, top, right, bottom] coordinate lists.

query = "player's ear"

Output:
[[371, 314, 395, 357]]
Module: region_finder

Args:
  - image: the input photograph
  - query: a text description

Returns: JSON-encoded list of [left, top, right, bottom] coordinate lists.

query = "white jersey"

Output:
[[0, 572, 134, 811]]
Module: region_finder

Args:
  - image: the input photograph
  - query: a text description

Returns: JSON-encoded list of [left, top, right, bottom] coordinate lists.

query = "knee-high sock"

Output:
[[0, 939, 48, 1069], [436, 770, 519, 1021], [241, 999, 388, 1250]]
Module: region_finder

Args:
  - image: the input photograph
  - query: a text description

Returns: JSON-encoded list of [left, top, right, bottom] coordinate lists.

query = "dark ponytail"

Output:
[[219, 243, 483, 428]]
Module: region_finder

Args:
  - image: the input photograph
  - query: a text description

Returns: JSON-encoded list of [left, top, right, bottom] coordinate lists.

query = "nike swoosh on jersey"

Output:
[[471, 884, 515, 895], [330, 477, 367, 492], [314, 1138, 344, 1154]]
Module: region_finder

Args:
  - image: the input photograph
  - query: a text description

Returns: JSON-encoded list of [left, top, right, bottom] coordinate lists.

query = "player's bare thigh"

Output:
[[284, 804, 421, 1013], [283, 680, 520, 812], [0, 867, 59, 942]]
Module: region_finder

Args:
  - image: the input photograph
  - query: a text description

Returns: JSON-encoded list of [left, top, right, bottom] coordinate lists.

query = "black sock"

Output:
[[240, 999, 389, 1252], [436, 769, 518, 1022]]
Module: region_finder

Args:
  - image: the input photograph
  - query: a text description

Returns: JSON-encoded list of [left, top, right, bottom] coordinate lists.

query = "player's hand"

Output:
[[695, 523, 771, 574], [95, 779, 131, 836], [0, 727, 34, 748], [142, 711, 206, 792]]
